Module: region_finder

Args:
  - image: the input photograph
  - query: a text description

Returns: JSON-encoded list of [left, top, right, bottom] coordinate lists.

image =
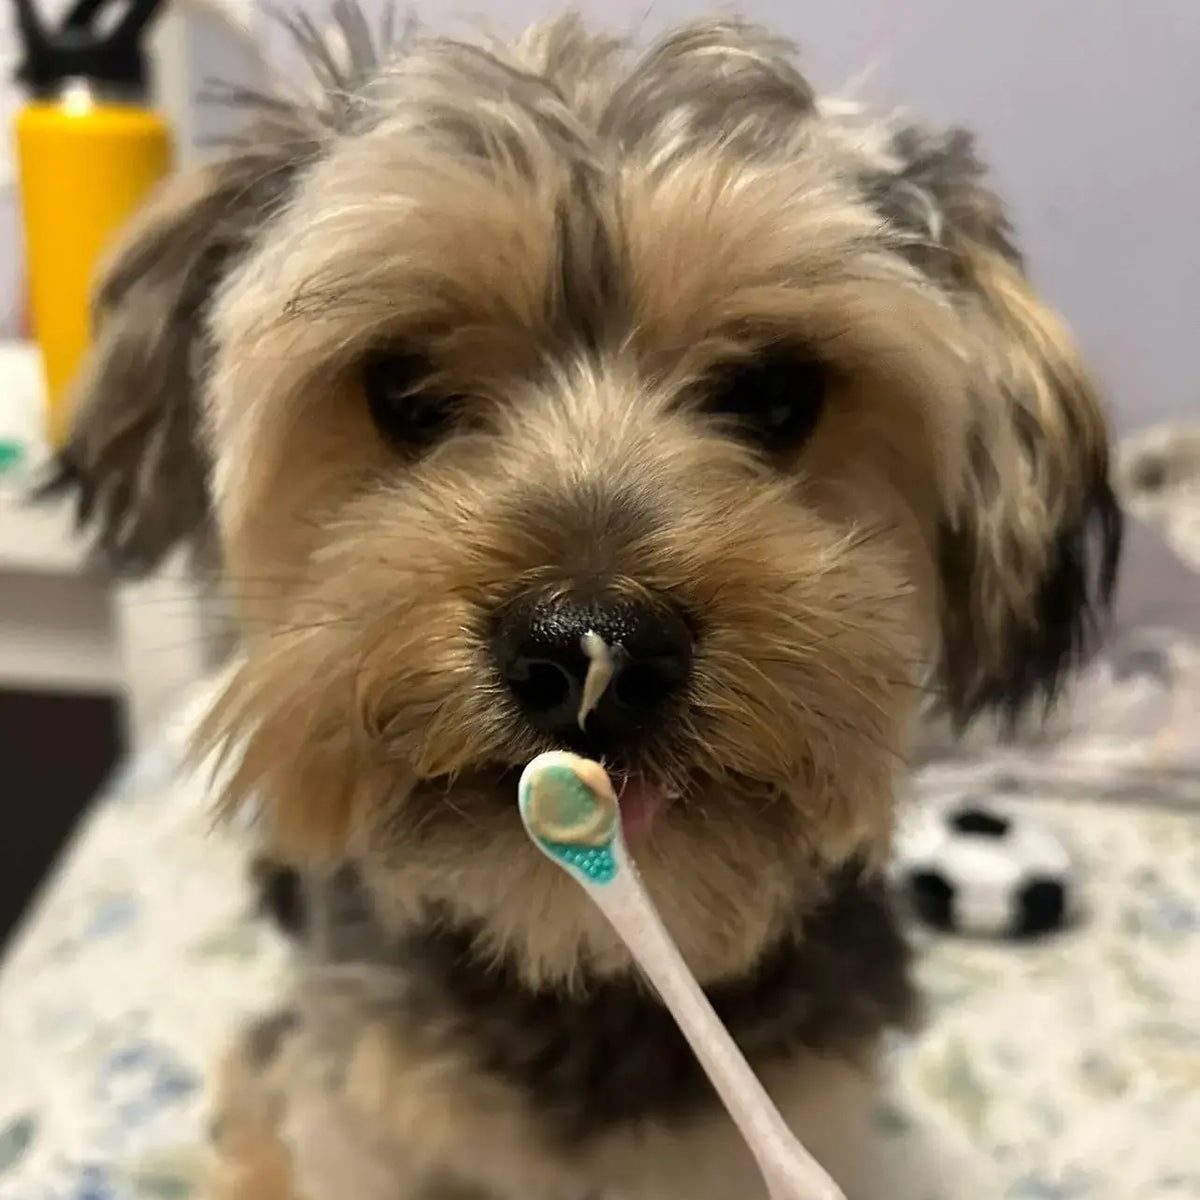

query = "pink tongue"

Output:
[[616, 777, 665, 841]]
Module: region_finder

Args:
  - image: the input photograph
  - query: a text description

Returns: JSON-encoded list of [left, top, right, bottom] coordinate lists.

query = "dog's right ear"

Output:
[[41, 149, 300, 575]]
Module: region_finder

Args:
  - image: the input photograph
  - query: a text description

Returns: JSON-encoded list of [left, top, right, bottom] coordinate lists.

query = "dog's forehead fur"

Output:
[[215, 17, 942, 363], [215, 27, 932, 368]]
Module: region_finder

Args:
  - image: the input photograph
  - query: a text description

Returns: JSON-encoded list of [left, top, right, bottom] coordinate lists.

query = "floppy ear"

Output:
[[869, 127, 1122, 727], [43, 159, 278, 574], [936, 246, 1122, 725], [43, 1, 393, 574]]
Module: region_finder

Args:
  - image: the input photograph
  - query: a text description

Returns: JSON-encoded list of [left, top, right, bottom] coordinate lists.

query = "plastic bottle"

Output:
[[11, 0, 172, 446]]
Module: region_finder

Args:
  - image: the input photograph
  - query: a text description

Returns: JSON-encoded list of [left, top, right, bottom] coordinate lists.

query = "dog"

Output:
[[50, 9, 1121, 1198]]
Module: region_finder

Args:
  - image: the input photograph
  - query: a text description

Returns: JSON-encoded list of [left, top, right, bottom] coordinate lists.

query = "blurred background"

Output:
[[0, 4, 1196, 1197], [3, 0, 1199, 423]]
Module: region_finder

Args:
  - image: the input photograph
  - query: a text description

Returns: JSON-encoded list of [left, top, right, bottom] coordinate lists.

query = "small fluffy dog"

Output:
[[53, 9, 1120, 1199]]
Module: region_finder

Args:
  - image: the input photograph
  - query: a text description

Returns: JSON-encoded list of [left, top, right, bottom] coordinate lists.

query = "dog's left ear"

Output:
[[42, 160, 274, 575], [871, 128, 1122, 727], [42, 2, 392, 574], [42, 122, 330, 574]]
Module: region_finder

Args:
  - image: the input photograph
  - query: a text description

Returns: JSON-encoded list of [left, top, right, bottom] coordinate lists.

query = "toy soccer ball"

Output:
[[892, 800, 1077, 938]]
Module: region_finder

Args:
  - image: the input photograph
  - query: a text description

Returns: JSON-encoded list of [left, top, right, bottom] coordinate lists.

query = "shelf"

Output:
[[0, 340, 44, 444], [0, 569, 120, 693], [0, 340, 90, 576], [0, 489, 89, 575], [0, 341, 215, 738]]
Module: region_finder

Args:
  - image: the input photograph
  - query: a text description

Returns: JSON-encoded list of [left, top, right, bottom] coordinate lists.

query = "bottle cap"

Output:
[[11, 0, 167, 99]]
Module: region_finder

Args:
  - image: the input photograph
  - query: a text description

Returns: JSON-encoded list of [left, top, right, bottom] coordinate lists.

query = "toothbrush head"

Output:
[[518, 751, 623, 884]]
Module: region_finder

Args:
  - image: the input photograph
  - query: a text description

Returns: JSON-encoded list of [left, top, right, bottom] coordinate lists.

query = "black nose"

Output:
[[491, 591, 694, 750]]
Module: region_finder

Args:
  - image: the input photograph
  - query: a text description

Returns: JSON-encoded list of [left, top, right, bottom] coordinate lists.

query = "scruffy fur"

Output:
[[53, 8, 1120, 1199]]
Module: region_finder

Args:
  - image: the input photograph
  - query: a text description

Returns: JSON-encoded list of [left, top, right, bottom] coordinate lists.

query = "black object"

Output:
[[908, 870, 955, 932], [896, 800, 1076, 941], [1014, 878, 1068, 938], [12, 0, 167, 98], [949, 807, 1011, 837], [0, 689, 122, 952]]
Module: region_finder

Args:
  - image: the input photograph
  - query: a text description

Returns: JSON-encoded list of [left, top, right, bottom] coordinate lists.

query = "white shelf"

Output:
[[0, 340, 217, 738], [0, 339, 90, 575], [0, 339, 43, 444], [0, 489, 89, 575]]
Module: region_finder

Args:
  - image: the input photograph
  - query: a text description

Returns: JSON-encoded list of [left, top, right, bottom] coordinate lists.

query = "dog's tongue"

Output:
[[616, 777, 665, 841]]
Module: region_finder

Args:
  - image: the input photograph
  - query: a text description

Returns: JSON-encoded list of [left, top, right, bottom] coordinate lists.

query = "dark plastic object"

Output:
[[11, 0, 166, 97]]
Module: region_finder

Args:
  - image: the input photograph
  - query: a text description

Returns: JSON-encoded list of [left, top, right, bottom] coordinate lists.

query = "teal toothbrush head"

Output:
[[518, 751, 623, 886]]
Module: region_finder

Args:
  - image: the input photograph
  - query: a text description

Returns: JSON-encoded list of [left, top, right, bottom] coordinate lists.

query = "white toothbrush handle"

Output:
[[589, 841, 846, 1200]]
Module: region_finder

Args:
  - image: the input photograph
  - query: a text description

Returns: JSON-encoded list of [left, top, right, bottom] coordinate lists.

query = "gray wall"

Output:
[[280, 0, 1200, 431], [4, 0, 1195, 430]]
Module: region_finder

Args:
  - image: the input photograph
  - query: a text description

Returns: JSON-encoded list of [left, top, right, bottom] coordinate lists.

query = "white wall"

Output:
[[0, 0, 68, 335], [4, 0, 1197, 430], [266, 0, 1200, 431]]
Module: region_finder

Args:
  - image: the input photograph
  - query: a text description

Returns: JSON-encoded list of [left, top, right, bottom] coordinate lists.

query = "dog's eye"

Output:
[[363, 353, 462, 450], [706, 350, 828, 451]]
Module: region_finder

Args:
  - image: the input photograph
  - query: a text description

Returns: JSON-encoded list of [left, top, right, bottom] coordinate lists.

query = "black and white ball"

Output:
[[893, 800, 1078, 938]]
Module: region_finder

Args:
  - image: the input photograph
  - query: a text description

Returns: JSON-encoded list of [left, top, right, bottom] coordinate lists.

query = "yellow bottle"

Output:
[[12, 0, 172, 447]]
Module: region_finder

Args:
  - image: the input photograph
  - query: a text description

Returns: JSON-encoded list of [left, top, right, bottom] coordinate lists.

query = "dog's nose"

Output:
[[491, 592, 694, 748]]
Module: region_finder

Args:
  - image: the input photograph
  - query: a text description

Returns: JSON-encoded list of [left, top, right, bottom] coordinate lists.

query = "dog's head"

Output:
[[56, 14, 1119, 984]]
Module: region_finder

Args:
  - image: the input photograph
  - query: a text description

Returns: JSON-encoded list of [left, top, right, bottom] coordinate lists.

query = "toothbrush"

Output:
[[517, 750, 847, 1200]]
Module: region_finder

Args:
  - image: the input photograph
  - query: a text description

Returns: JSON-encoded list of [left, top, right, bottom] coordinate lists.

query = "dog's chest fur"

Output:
[[229, 863, 915, 1199]]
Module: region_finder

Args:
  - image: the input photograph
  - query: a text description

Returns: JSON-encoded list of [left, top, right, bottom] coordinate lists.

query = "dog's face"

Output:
[[56, 16, 1119, 985]]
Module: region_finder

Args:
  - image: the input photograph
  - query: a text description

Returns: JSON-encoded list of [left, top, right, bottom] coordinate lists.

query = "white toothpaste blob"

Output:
[[516, 752, 847, 1200], [577, 630, 626, 729]]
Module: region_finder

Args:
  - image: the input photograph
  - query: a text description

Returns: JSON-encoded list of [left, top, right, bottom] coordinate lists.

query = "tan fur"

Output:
[[203, 1040, 302, 1200], [57, 13, 1120, 1200]]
